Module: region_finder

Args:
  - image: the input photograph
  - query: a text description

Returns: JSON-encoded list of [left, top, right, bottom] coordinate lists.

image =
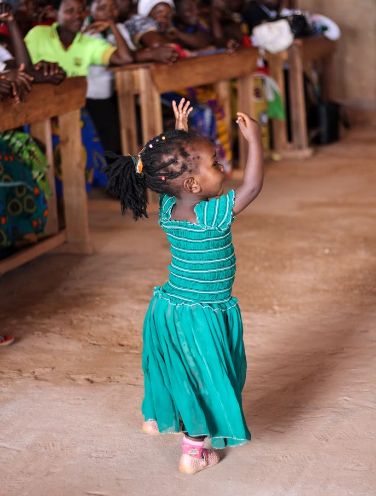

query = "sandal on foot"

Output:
[[179, 448, 220, 475]]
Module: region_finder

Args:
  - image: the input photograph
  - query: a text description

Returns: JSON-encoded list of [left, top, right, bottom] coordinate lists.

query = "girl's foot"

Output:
[[142, 420, 159, 435], [178, 435, 220, 474], [0, 335, 14, 347]]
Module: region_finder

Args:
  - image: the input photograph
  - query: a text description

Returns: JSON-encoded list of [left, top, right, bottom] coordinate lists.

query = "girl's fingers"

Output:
[[187, 107, 193, 115], [172, 99, 178, 117], [183, 99, 191, 113], [177, 97, 185, 112]]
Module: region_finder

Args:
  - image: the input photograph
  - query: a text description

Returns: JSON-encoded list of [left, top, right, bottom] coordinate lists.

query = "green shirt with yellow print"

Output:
[[25, 23, 116, 77]]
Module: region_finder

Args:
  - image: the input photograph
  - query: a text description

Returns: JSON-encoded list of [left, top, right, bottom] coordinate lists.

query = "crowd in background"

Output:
[[1, 0, 313, 255]]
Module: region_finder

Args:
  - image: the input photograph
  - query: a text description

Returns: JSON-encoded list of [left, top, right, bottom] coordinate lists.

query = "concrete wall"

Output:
[[297, 0, 376, 118]]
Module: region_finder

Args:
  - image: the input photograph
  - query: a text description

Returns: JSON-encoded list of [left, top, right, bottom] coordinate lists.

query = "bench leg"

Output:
[[59, 110, 93, 254]]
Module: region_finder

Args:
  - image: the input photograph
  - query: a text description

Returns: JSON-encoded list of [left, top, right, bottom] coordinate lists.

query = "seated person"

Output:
[[84, 0, 133, 153], [210, 0, 246, 49], [25, 0, 133, 77], [116, 0, 179, 62], [135, 0, 175, 45], [0, 3, 65, 101], [167, 0, 212, 50]]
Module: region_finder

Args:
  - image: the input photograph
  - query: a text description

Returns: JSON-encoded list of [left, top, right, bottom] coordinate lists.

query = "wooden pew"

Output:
[[267, 36, 336, 158], [0, 77, 92, 275], [113, 48, 259, 168]]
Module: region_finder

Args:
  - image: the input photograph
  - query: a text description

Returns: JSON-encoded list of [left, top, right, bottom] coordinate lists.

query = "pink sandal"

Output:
[[179, 448, 220, 474]]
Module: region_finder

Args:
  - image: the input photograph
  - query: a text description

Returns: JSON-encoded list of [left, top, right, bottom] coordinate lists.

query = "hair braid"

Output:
[[104, 129, 206, 221]]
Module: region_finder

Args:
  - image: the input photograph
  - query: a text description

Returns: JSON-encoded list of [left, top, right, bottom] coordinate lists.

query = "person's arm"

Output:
[[166, 26, 211, 49], [1, 9, 66, 84], [0, 6, 33, 70], [233, 112, 263, 215], [84, 20, 133, 65], [108, 21, 133, 64], [210, 0, 226, 47], [173, 97, 193, 131], [134, 45, 179, 64]]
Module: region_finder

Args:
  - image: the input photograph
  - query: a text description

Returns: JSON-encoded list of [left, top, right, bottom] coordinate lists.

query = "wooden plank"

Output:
[[268, 53, 288, 152], [138, 67, 163, 143], [288, 42, 310, 152], [114, 70, 139, 156], [0, 78, 87, 132], [0, 231, 66, 275], [237, 73, 255, 168], [30, 119, 59, 235], [150, 48, 259, 93], [59, 110, 93, 254], [214, 80, 233, 146]]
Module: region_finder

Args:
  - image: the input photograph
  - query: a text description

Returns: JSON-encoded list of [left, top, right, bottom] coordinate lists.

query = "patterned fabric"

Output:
[[0, 139, 48, 249], [124, 14, 158, 48], [1, 131, 51, 198], [141, 190, 251, 449]]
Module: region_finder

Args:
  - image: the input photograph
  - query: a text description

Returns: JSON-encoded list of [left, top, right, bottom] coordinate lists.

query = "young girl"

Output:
[[105, 98, 263, 474]]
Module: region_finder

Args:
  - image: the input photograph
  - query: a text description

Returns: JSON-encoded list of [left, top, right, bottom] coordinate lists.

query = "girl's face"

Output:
[[189, 139, 225, 198], [58, 0, 86, 33], [91, 0, 119, 22], [149, 2, 173, 32], [176, 0, 198, 26]]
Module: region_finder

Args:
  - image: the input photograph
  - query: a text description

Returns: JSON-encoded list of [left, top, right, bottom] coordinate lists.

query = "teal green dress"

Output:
[[142, 189, 251, 448]]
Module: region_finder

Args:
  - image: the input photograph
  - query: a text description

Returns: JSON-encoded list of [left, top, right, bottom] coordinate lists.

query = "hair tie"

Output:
[[131, 154, 143, 174]]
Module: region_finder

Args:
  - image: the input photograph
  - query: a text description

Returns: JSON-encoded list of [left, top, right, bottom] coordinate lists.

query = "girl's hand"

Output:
[[236, 112, 261, 142], [173, 98, 193, 132]]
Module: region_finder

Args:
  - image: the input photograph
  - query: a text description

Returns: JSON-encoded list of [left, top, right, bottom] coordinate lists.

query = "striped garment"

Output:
[[159, 189, 236, 304]]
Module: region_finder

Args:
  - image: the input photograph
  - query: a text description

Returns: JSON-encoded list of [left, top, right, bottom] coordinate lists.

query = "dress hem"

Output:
[[143, 418, 251, 449]]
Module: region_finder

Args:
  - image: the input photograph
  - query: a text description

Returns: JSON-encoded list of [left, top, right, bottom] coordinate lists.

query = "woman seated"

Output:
[[25, 0, 133, 77], [168, 0, 212, 50]]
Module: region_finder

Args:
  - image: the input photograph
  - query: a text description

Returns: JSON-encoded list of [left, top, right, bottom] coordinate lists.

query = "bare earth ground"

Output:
[[0, 127, 375, 496]]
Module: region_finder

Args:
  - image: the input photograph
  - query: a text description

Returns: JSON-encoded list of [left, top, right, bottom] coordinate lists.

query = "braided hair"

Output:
[[104, 129, 204, 220]]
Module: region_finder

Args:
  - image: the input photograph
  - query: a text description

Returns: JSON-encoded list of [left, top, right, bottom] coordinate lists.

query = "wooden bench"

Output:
[[0, 77, 92, 275], [113, 48, 259, 168], [268, 36, 336, 158]]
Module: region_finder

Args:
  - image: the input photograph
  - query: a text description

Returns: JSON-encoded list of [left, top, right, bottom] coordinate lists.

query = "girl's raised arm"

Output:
[[233, 112, 264, 215], [173, 98, 193, 132]]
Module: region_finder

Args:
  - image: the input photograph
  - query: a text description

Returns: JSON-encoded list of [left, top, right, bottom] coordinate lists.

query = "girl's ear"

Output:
[[183, 176, 201, 194]]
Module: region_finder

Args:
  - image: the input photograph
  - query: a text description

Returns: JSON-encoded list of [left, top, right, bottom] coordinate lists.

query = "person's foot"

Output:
[[142, 420, 159, 435], [178, 435, 220, 474], [179, 448, 220, 474], [0, 335, 15, 347]]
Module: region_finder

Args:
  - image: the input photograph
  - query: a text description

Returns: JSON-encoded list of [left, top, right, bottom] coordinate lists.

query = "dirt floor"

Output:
[[0, 127, 375, 496]]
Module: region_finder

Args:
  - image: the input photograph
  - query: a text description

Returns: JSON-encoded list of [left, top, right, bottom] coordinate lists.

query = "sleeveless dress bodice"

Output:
[[159, 190, 236, 304]]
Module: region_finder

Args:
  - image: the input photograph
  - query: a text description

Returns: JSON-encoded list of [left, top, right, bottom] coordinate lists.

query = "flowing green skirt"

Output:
[[142, 287, 251, 449]]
